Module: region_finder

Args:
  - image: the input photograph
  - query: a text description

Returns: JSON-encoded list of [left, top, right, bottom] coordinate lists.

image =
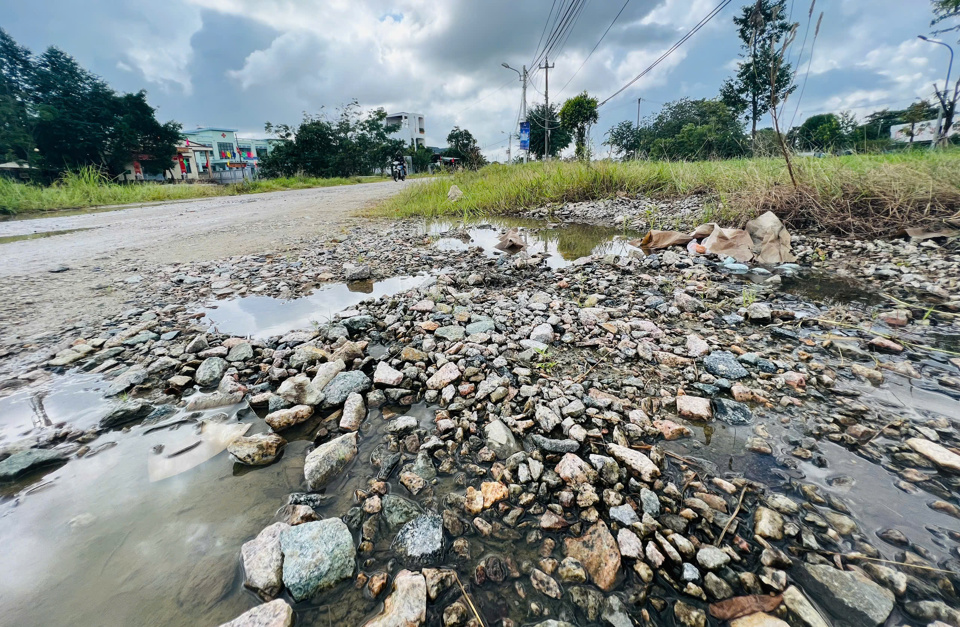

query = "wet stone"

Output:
[[704, 351, 749, 379], [241, 522, 289, 598], [392, 513, 443, 565], [195, 357, 228, 387], [712, 398, 753, 425], [361, 569, 426, 627], [0, 448, 68, 480], [304, 432, 358, 490], [228, 433, 286, 466], [796, 563, 894, 627], [322, 371, 371, 407], [218, 599, 293, 627], [280, 518, 356, 601]]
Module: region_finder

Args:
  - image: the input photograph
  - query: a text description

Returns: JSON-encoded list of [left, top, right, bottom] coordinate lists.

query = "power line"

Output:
[[531, 0, 560, 68], [556, 0, 631, 98], [532, 0, 586, 68], [599, 0, 733, 107], [545, 0, 589, 63]]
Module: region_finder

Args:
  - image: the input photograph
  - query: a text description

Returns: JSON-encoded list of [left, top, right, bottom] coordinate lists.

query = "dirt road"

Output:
[[0, 181, 406, 360]]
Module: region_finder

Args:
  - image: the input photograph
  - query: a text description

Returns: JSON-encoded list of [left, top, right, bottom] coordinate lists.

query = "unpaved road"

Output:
[[0, 181, 406, 359]]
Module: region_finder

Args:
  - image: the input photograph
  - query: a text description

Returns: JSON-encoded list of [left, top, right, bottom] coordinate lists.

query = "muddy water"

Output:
[[428, 217, 644, 268], [0, 373, 110, 444], [0, 227, 92, 245], [198, 275, 429, 338]]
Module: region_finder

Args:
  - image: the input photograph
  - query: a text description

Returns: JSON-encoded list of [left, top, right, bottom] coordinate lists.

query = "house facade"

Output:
[[385, 112, 426, 149], [120, 128, 278, 182]]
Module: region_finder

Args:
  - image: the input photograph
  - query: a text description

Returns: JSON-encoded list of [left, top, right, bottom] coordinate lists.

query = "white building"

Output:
[[386, 112, 426, 149]]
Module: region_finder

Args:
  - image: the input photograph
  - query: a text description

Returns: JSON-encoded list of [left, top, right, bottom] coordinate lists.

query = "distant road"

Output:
[[0, 180, 409, 357]]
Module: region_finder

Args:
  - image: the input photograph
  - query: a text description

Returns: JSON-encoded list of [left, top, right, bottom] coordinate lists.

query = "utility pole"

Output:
[[635, 97, 642, 160], [540, 54, 554, 160]]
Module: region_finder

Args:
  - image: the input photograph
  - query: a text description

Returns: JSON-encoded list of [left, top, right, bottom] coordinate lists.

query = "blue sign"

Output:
[[519, 121, 530, 151]]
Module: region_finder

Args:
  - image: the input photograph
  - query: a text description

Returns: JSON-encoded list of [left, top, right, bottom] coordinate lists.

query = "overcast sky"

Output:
[[5, 0, 955, 160]]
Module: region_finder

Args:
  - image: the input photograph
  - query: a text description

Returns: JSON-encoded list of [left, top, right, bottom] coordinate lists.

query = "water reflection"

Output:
[[199, 275, 428, 338], [428, 218, 644, 269]]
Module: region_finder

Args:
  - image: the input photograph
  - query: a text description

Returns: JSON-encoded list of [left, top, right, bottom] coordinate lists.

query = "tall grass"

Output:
[[377, 151, 960, 237], [0, 167, 369, 215]]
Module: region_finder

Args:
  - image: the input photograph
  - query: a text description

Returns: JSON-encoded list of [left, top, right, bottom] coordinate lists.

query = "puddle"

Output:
[[199, 275, 429, 338], [0, 374, 111, 445], [428, 217, 644, 269], [0, 227, 92, 245], [782, 271, 885, 308]]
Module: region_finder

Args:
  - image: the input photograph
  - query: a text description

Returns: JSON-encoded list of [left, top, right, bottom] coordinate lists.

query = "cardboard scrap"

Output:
[[897, 226, 960, 243], [636, 230, 693, 249], [495, 228, 527, 253], [635, 211, 796, 264], [702, 225, 755, 263], [746, 211, 796, 264]]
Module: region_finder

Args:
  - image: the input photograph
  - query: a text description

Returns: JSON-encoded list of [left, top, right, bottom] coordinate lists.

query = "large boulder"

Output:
[[280, 519, 356, 601], [304, 432, 358, 490], [241, 522, 290, 598], [795, 563, 894, 627], [361, 569, 427, 627]]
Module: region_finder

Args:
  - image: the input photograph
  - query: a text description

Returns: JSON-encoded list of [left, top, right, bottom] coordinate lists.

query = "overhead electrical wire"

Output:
[[599, 0, 734, 107], [531, 0, 560, 68], [532, 0, 587, 68], [556, 0, 631, 98]]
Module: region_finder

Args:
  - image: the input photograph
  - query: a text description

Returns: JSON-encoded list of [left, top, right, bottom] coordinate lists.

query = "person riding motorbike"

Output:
[[391, 155, 407, 182]]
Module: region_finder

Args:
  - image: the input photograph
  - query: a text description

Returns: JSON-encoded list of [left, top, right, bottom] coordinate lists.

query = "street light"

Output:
[[918, 35, 954, 146], [502, 62, 528, 163]]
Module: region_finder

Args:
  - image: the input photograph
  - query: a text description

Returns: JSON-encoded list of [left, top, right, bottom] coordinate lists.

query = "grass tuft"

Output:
[[377, 152, 960, 238]]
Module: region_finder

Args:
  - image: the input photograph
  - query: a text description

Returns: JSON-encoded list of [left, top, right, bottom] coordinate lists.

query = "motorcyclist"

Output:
[[392, 154, 407, 181]]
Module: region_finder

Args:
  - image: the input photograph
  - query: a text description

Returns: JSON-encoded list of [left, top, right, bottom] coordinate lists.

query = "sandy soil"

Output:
[[0, 181, 406, 357]]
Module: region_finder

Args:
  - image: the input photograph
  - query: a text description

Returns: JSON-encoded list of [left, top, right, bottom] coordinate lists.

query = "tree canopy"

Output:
[[444, 126, 487, 169], [606, 98, 747, 161], [261, 103, 404, 178], [0, 28, 180, 177], [559, 91, 599, 160], [720, 0, 796, 141]]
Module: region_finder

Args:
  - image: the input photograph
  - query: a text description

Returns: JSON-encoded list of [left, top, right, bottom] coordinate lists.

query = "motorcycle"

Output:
[[391, 160, 407, 182]]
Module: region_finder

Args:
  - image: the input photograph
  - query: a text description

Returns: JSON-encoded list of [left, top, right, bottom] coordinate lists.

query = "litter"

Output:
[[746, 211, 796, 263], [495, 228, 528, 253], [148, 419, 250, 482], [636, 230, 693, 249]]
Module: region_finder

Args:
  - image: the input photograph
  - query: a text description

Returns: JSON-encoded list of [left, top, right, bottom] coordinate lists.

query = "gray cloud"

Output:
[[5, 0, 954, 158]]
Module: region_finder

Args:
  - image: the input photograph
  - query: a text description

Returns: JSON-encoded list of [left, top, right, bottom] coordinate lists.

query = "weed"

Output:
[[742, 287, 758, 307]]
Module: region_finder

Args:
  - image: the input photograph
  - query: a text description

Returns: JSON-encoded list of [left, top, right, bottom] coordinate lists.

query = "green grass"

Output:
[[0, 167, 374, 216], [377, 151, 960, 237]]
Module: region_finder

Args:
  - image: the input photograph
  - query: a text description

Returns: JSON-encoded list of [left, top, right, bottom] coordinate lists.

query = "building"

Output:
[[181, 128, 277, 176], [385, 112, 426, 149], [119, 128, 279, 183]]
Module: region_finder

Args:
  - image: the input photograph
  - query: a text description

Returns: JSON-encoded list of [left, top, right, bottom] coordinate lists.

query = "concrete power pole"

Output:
[[540, 55, 554, 160], [522, 65, 528, 163]]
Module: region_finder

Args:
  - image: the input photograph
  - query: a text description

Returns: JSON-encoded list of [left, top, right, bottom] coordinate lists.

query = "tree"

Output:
[[444, 126, 486, 169], [405, 143, 433, 174], [643, 98, 748, 160], [0, 28, 34, 163], [527, 104, 572, 159], [559, 91, 599, 160], [720, 0, 796, 144], [932, 0, 960, 39], [790, 113, 844, 151], [261, 103, 404, 178], [604, 120, 643, 159], [902, 100, 934, 144]]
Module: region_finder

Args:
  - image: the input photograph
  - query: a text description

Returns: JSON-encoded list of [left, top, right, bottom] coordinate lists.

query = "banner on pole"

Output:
[[519, 121, 530, 151]]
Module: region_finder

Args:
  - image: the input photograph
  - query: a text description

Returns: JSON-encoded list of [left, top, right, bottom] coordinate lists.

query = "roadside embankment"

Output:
[[378, 152, 960, 238]]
